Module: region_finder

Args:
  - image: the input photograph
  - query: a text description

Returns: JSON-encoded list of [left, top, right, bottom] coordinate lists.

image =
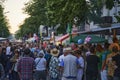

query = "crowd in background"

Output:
[[0, 40, 120, 80]]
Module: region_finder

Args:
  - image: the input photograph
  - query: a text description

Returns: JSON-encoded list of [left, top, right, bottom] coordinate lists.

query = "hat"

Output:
[[51, 48, 59, 56], [63, 47, 72, 52], [38, 51, 45, 57]]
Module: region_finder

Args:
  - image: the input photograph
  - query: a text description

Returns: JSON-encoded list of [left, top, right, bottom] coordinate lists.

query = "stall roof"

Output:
[[77, 24, 120, 35]]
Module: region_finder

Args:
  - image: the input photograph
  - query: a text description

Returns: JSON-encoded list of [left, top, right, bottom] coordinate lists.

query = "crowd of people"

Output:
[[0, 40, 120, 80]]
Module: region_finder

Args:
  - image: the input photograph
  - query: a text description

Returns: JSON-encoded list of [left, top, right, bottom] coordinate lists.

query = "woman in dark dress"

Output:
[[86, 46, 100, 80]]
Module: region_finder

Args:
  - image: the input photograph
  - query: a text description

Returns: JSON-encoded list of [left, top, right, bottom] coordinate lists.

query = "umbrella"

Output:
[[72, 34, 107, 43]]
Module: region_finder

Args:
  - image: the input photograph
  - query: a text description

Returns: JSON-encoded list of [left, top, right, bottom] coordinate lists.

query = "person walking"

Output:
[[101, 42, 110, 80], [10, 49, 20, 80], [112, 50, 120, 80], [0, 63, 4, 80], [17, 48, 35, 80], [106, 46, 119, 80], [34, 51, 47, 80], [86, 46, 100, 80], [96, 44, 104, 80], [74, 49, 84, 80], [49, 48, 60, 80], [61, 47, 78, 80], [0, 47, 8, 77]]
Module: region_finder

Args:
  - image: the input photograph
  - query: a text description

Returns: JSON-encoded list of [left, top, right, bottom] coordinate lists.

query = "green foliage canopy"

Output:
[[16, 0, 116, 38], [16, 0, 89, 37], [0, 4, 10, 37]]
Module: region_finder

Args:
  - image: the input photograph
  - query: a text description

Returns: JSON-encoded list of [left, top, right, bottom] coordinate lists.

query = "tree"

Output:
[[15, 17, 36, 38], [16, 0, 48, 38], [104, 0, 114, 16], [114, 1, 120, 23], [46, 0, 88, 27], [0, 4, 10, 37], [17, 0, 109, 38], [86, 0, 103, 24], [24, 0, 48, 25], [105, 0, 114, 10], [45, 0, 90, 34]]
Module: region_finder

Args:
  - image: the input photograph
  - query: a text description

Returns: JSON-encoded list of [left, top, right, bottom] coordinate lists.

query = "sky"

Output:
[[4, 0, 30, 34]]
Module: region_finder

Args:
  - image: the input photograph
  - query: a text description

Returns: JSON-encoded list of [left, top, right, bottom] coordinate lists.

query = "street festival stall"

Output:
[[0, 37, 8, 42], [72, 34, 107, 44], [56, 33, 77, 45]]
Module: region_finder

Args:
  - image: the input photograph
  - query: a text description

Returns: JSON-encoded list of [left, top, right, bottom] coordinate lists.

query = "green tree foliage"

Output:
[[105, 0, 114, 10], [46, 0, 88, 29], [16, 0, 111, 37], [16, 0, 89, 37], [16, 0, 48, 38], [86, 0, 103, 24], [114, 1, 120, 23], [0, 4, 10, 37], [15, 17, 38, 38], [115, 14, 120, 22], [24, 0, 48, 25]]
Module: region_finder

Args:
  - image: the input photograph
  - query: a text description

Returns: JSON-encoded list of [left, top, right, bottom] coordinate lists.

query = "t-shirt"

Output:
[[78, 56, 84, 69], [112, 54, 120, 77], [35, 57, 46, 71], [6, 46, 11, 55], [44, 53, 52, 68], [101, 50, 111, 70], [96, 52, 103, 70], [59, 54, 65, 66], [102, 50, 111, 61]]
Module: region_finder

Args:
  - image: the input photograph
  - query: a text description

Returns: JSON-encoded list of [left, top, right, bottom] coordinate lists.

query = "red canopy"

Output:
[[57, 34, 69, 42], [57, 33, 77, 43]]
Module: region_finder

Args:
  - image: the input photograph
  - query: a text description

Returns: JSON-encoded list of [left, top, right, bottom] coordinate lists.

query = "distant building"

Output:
[[89, 1, 120, 30]]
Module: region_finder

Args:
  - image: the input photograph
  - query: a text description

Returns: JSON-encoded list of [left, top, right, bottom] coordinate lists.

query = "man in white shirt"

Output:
[[60, 47, 78, 80], [74, 49, 84, 80], [34, 51, 47, 80], [6, 44, 11, 56]]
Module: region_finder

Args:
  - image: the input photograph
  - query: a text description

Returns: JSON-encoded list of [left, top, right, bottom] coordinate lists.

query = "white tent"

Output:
[[0, 37, 7, 41], [26, 37, 35, 42]]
